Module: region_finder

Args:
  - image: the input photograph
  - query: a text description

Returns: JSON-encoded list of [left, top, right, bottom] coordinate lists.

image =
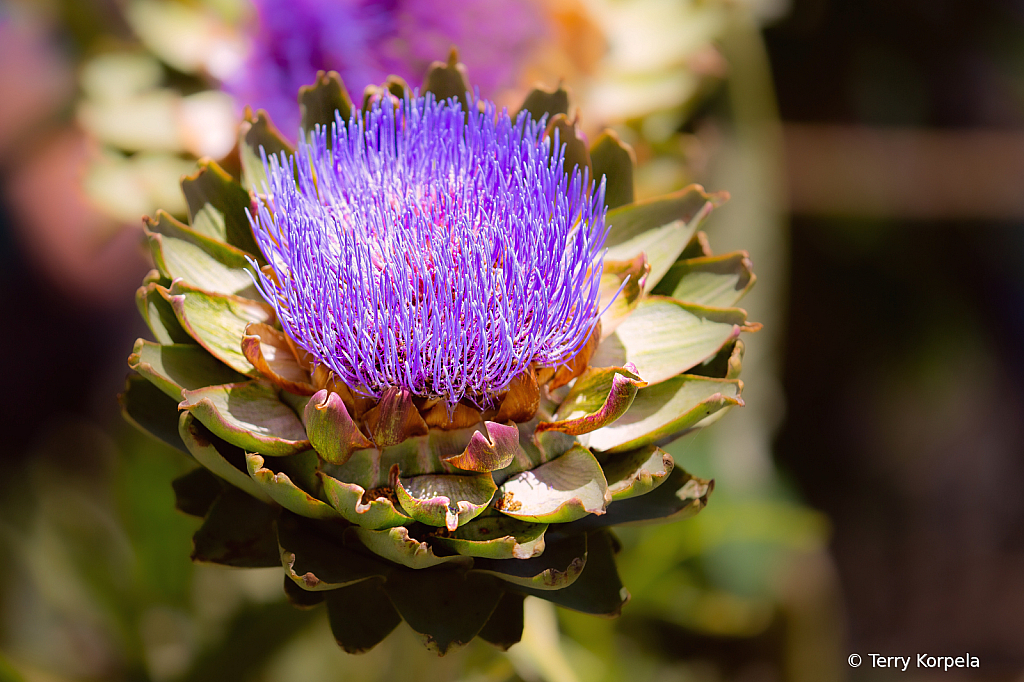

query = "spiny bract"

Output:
[[122, 54, 760, 655]]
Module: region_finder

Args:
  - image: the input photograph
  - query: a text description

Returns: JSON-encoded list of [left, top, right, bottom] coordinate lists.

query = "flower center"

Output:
[[251, 94, 608, 407]]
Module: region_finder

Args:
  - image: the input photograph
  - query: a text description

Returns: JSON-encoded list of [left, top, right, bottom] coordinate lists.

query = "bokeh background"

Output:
[[0, 0, 1021, 680]]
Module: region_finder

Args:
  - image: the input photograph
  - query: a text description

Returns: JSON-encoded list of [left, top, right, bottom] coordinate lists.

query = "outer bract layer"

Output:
[[122, 62, 759, 656], [250, 95, 607, 408]]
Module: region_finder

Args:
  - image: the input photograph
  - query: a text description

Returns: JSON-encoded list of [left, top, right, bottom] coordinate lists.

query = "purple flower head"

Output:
[[226, 0, 545, 136], [249, 93, 608, 408]]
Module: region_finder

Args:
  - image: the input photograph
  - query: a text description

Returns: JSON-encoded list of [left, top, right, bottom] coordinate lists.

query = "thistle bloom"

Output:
[[226, 0, 544, 134], [124, 58, 759, 655], [251, 95, 606, 407]]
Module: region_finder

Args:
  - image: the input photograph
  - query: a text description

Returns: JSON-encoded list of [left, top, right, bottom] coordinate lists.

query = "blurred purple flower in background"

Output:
[[226, 0, 546, 134]]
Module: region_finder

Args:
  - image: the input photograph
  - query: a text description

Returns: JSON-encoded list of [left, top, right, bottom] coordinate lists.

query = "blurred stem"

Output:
[[699, 6, 790, 497], [505, 598, 579, 682], [714, 7, 788, 355], [713, 14, 846, 682]]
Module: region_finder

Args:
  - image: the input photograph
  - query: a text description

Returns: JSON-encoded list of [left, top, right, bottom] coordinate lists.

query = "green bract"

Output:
[[121, 56, 759, 655]]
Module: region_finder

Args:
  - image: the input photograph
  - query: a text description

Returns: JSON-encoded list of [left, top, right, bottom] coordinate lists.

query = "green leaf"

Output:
[[317, 471, 413, 530], [517, 531, 628, 616], [129, 339, 246, 400], [476, 592, 525, 651], [172, 467, 223, 517], [382, 570, 504, 655], [654, 251, 757, 307], [299, 70, 353, 136], [583, 374, 743, 454], [497, 445, 610, 523], [591, 296, 742, 386], [326, 423, 484, 490], [601, 445, 674, 501], [181, 381, 309, 456], [246, 453, 345, 520], [590, 129, 635, 209], [572, 466, 712, 528], [395, 470, 497, 530], [604, 186, 724, 292], [349, 526, 472, 570], [325, 580, 402, 653], [120, 374, 187, 453], [538, 365, 646, 436], [472, 530, 586, 590], [136, 282, 191, 345], [167, 280, 274, 375], [501, 425, 578, 481], [142, 267, 169, 286], [240, 109, 294, 193], [303, 389, 372, 465], [178, 412, 274, 503], [191, 487, 279, 567], [144, 210, 259, 296], [597, 254, 649, 338], [422, 48, 470, 111], [517, 83, 569, 123], [181, 159, 263, 256], [277, 512, 389, 591], [605, 185, 719, 249], [431, 516, 547, 560]]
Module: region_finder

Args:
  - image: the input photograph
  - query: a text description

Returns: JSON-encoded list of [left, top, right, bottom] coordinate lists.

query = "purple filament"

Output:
[[249, 93, 608, 407]]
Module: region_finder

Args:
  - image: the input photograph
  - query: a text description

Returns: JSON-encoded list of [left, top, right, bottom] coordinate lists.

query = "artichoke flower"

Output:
[[121, 53, 760, 655]]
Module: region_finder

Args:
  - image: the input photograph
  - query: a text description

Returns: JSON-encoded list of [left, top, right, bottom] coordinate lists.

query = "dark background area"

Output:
[[766, 0, 1024, 672]]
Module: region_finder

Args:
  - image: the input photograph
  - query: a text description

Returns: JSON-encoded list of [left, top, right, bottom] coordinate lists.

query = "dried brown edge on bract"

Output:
[[361, 486, 399, 506], [494, 491, 521, 512]]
